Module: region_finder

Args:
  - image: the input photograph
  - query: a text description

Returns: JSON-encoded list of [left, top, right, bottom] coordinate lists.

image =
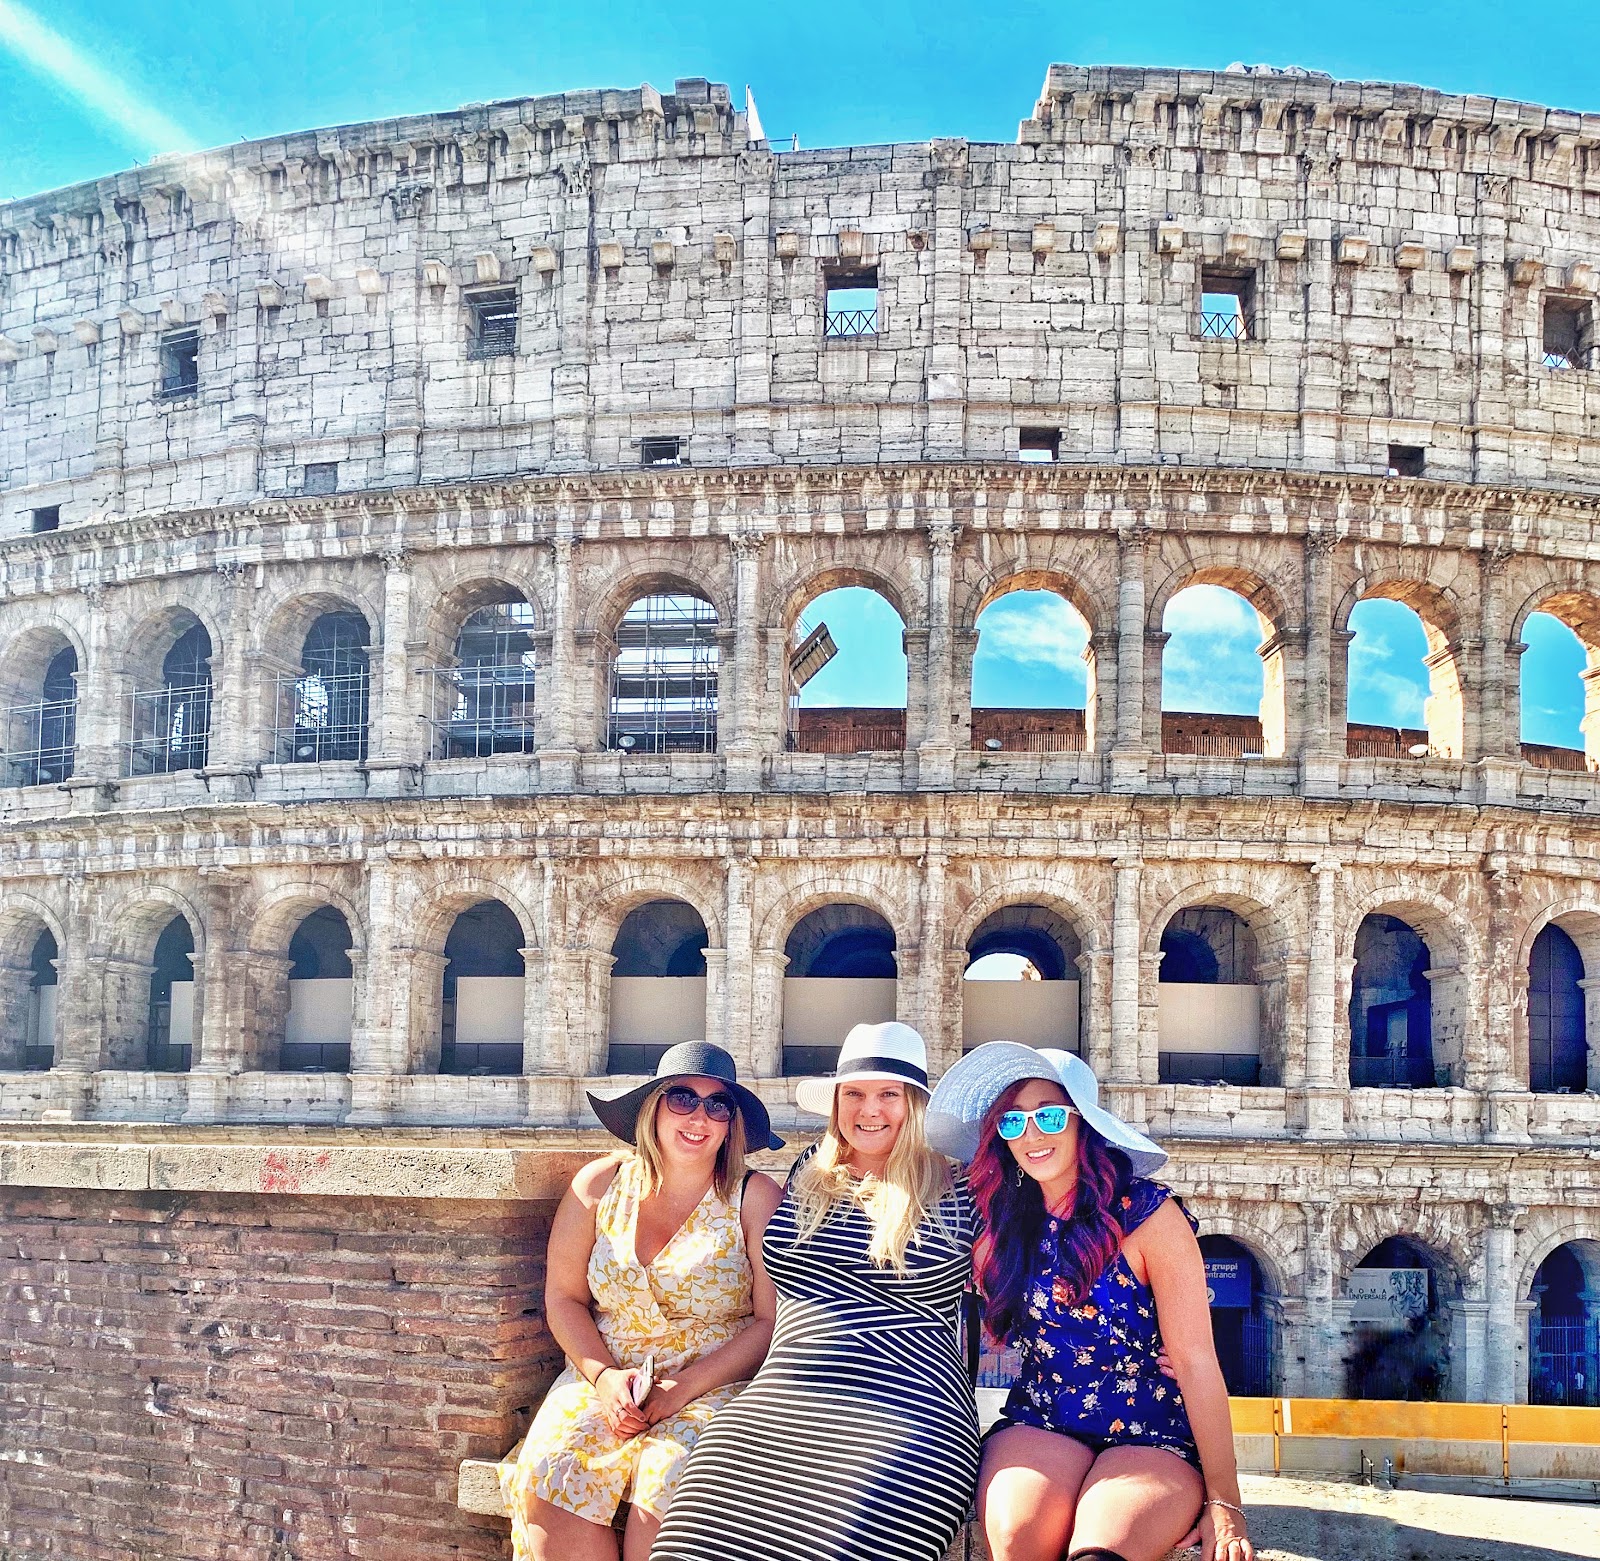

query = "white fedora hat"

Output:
[[926, 1041, 1166, 1178], [794, 1021, 931, 1116]]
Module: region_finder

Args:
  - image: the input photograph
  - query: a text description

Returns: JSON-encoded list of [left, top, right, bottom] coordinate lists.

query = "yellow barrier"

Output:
[[1232, 1397, 1600, 1486]]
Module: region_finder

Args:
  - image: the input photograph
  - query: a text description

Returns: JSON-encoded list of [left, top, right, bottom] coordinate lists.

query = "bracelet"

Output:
[[1206, 1499, 1247, 1521]]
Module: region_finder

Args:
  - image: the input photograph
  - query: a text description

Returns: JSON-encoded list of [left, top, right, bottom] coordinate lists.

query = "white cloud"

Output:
[[1160, 585, 1263, 715], [0, 1, 198, 159], [972, 592, 1089, 705]]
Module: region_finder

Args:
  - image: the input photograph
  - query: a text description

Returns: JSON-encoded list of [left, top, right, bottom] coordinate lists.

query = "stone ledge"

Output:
[[0, 1138, 586, 1200]]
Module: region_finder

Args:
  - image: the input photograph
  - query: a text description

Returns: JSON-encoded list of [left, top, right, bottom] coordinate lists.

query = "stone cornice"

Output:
[[3, 462, 1598, 602]]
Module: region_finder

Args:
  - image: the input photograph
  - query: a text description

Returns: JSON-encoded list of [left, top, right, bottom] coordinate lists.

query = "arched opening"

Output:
[[427, 595, 538, 758], [608, 593, 719, 753], [1519, 610, 1593, 771], [1529, 1241, 1600, 1407], [961, 904, 1081, 1053], [1, 639, 77, 788], [1160, 583, 1282, 759], [1157, 908, 1263, 1085], [1529, 923, 1588, 1094], [787, 586, 907, 754], [1345, 596, 1458, 760], [607, 899, 709, 1071], [147, 915, 196, 1071], [440, 901, 525, 1076], [781, 904, 897, 1074], [1344, 1236, 1459, 1401], [1349, 914, 1438, 1088], [275, 611, 370, 764], [280, 907, 354, 1072], [129, 622, 212, 775], [970, 588, 1091, 754], [24, 929, 58, 1070], [1200, 1234, 1278, 1397]]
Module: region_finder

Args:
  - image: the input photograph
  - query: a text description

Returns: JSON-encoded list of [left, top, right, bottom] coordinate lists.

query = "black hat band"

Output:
[[833, 1054, 929, 1088]]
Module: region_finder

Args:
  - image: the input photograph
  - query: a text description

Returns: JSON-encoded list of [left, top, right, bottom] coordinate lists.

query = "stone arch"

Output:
[[410, 876, 541, 960], [1343, 887, 1477, 974], [1509, 584, 1600, 765], [0, 620, 86, 709], [766, 560, 913, 634], [579, 871, 725, 956], [1192, 1204, 1299, 1301], [98, 890, 205, 1073], [122, 603, 222, 689], [755, 877, 914, 959], [437, 897, 530, 1077], [418, 570, 546, 659], [961, 564, 1107, 636], [950, 878, 1104, 962], [253, 592, 377, 766], [1195, 1224, 1288, 1396], [0, 891, 67, 959], [1515, 903, 1600, 1094], [1147, 560, 1294, 636], [254, 586, 381, 666], [240, 885, 365, 1073], [103, 887, 206, 963], [1145, 883, 1295, 964], [0, 894, 67, 1070], [1336, 1206, 1479, 1299], [582, 562, 732, 644], [243, 881, 369, 958], [1517, 1215, 1600, 1302]]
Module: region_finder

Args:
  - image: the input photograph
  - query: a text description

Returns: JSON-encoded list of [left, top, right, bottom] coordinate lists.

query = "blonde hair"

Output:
[[634, 1080, 748, 1201], [789, 1088, 953, 1274]]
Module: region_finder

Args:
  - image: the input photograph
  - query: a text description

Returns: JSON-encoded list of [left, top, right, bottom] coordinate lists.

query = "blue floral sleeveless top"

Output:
[[997, 1179, 1201, 1468]]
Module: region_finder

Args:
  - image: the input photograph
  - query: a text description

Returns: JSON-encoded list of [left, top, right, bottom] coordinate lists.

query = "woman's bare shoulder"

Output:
[[569, 1152, 629, 1206], [741, 1171, 785, 1220]]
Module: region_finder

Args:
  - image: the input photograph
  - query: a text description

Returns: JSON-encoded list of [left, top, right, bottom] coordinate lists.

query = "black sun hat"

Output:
[[586, 1041, 784, 1151]]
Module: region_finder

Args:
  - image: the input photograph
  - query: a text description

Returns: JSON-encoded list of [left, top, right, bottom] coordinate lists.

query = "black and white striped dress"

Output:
[[652, 1159, 979, 1561]]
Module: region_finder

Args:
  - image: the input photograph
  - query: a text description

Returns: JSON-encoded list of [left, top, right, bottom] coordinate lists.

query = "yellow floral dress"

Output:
[[499, 1156, 755, 1546]]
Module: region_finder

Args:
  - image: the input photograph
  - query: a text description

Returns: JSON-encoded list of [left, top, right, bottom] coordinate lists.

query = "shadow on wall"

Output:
[[1228, 1508, 1600, 1561]]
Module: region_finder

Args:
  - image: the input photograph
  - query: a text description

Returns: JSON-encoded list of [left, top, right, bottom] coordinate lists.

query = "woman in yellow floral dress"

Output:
[[499, 1042, 783, 1561]]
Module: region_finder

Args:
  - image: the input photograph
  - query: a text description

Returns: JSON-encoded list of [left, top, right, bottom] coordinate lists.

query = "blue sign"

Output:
[[1205, 1257, 1253, 1309]]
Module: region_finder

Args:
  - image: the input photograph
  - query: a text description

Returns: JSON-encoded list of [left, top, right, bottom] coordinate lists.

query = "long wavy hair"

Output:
[[790, 1088, 953, 1274], [970, 1080, 1131, 1344]]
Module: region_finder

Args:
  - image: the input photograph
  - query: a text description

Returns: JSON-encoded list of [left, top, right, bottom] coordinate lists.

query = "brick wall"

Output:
[[1, 1188, 556, 1560]]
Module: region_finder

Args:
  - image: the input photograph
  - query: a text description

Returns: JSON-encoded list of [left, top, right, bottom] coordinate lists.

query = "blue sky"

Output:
[[3, 0, 1593, 745]]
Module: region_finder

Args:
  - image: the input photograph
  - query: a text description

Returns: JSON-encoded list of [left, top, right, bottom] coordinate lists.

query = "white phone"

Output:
[[631, 1353, 655, 1406]]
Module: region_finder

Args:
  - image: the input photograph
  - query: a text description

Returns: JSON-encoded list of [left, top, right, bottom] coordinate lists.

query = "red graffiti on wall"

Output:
[[259, 1149, 333, 1194]]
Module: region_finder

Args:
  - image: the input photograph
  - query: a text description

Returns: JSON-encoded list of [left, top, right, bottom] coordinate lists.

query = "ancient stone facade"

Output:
[[3, 64, 1600, 1482]]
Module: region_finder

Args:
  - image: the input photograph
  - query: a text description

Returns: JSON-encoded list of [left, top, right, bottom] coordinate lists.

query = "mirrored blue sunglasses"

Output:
[[996, 1104, 1076, 1140]]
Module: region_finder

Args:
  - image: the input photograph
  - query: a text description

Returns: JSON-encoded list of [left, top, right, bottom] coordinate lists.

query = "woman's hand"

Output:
[[593, 1367, 650, 1438], [1200, 1501, 1253, 1561], [641, 1375, 696, 1425]]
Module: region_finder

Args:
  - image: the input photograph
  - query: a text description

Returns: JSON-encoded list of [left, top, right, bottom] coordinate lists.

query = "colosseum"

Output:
[[3, 60, 1600, 1557]]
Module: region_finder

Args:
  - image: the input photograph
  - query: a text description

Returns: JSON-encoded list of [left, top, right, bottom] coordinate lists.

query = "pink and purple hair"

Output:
[[969, 1081, 1132, 1344]]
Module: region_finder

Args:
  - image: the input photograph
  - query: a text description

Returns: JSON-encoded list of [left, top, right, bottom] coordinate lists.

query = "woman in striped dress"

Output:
[[652, 1023, 980, 1561]]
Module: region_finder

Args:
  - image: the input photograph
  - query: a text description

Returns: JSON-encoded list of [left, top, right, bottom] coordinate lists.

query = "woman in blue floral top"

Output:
[[928, 1045, 1252, 1561]]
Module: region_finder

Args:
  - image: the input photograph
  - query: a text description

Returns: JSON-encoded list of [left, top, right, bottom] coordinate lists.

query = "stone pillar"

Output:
[[1483, 1204, 1525, 1404], [549, 152, 593, 473], [64, 583, 120, 812], [732, 153, 775, 465], [1581, 665, 1600, 770], [50, 893, 101, 1075], [717, 857, 756, 1066], [1301, 531, 1342, 793], [1086, 630, 1116, 756], [351, 855, 405, 1077], [192, 871, 241, 1077], [925, 139, 967, 461], [1484, 855, 1532, 1140], [1298, 150, 1341, 469], [702, 947, 729, 1055], [537, 534, 580, 788], [723, 534, 766, 791], [367, 546, 421, 796], [202, 564, 258, 794], [1109, 855, 1144, 1086], [1583, 977, 1600, 1094], [101, 955, 158, 1071], [1077, 948, 1113, 1076], [750, 948, 789, 1078], [916, 518, 959, 788], [1109, 529, 1149, 790], [1298, 860, 1346, 1137], [1299, 1200, 1341, 1398], [519, 947, 548, 1075], [917, 846, 952, 1069]]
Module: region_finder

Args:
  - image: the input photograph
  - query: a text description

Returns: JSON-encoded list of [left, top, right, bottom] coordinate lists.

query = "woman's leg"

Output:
[[621, 1503, 660, 1561], [521, 1497, 620, 1561], [978, 1424, 1097, 1561], [1065, 1446, 1204, 1561]]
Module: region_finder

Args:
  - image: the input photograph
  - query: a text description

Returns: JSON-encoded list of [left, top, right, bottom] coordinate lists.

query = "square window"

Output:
[[30, 505, 61, 533], [824, 268, 879, 339], [158, 327, 200, 399], [640, 437, 684, 468], [1387, 445, 1426, 478], [303, 462, 338, 495], [1543, 296, 1593, 371], [467, 287, 518, 359], [1199, 267, 1256, 341], [1019, 428, 1061, 463]]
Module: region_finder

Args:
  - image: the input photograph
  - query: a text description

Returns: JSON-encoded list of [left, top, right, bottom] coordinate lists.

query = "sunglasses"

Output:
[[661, 1085, 737, 1124], [996, 1104, 1077, 1140]]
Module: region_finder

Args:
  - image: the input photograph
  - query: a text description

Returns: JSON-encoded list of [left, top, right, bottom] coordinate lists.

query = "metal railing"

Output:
[[271, 670, 369, 764], [787, 721, 906, 754], [1531, 1317, 1599, 1406], [1200, 308, 1249, 341], [1158, 1051, 1263, 1086], [2, 696, 76, 786], [1163, 727, 1260, 758], [1522, 742, 1591, 773], [824, 307, 878, 338], [1544, 349, 1578, 371], [971, 728, 1085, 753], [125, 682, 211, 775], [421, 666, 538, 758], [1350, 1052, 1447, 1089]]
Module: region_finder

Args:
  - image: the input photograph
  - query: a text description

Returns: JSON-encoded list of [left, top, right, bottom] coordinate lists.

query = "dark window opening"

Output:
[[280, 906, 354, 1072], [1529, 923, 1587, 1094], [1544, 297, 1593, 371], [1019, 428, 1061, 464], [128, 623, 212, 775], [1388, 445, 1426, 478], [467, 287, 518, 359], [640, 437, 684, 468], [303, 461, 338, 495], [22, 929, 58, 1070], [282, 612, 369, 763], [158, 327, 200, 399], [147, 916, 195, 1072], [1199, 267, 1256, 341], [30, 506, 60, 534], [825, 267, 879, 339], [440, 900, 525, 1077]]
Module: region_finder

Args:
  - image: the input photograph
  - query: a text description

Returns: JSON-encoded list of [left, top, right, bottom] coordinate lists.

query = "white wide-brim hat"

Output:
[[795, 1021, 931, 1116], [926, 1042, 1167, 1178]]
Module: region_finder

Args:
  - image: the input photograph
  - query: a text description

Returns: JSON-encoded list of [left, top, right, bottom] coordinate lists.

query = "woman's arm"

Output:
[[643, 1173, 785, 1424], [544, 1155, 648, 1437], [1135, 1199, 1255, 1561]]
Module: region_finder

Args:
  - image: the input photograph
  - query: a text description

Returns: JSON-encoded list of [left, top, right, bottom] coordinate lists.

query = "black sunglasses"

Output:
[[660, 1084, 738, 1124]]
